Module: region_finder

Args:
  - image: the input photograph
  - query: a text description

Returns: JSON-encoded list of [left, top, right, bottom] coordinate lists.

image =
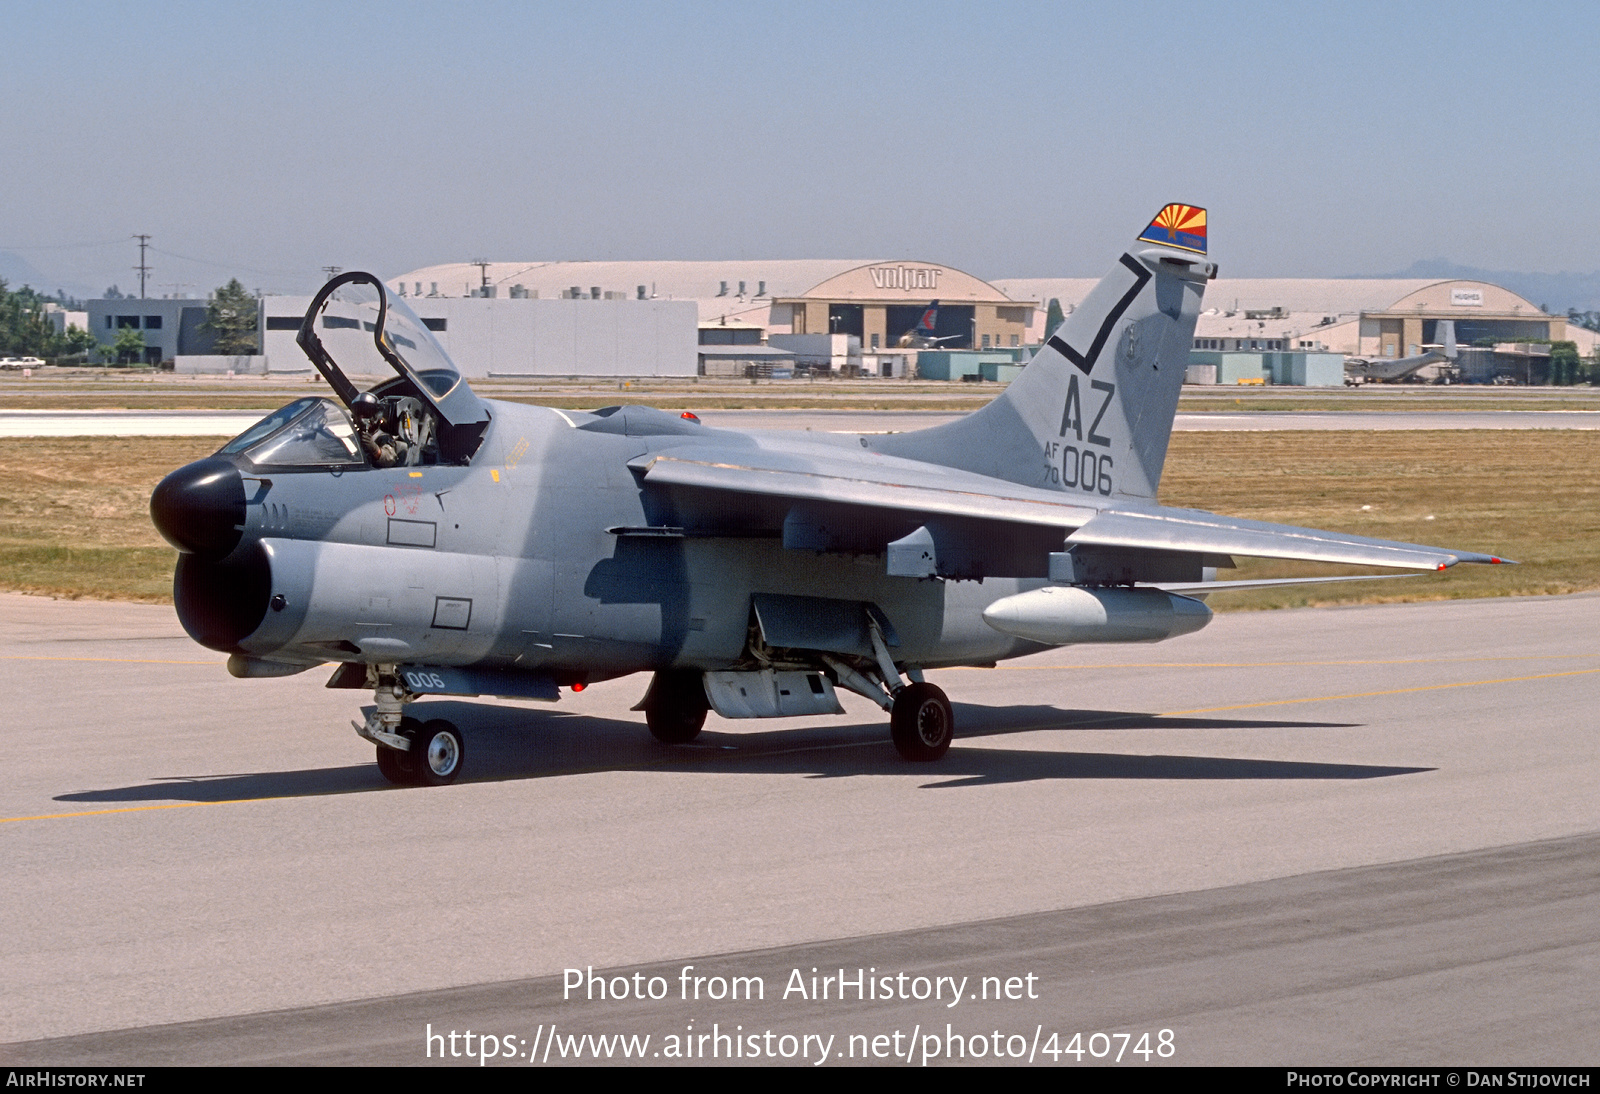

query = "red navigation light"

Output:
[[681, 411, 699, 421], [572, 682, 586, 692]]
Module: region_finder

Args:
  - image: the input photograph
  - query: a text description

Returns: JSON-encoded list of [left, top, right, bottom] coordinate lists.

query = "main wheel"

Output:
[[645, 670, 709, 744], [375, 716, 422, 785], [410, 719, 465, 786], [890, 682, 954, 762]]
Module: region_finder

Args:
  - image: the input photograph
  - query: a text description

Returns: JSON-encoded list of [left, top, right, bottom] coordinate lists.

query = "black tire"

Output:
[[375, 716, 422, 785], [890, 682, 954, 762], [645, 670, 709, 745], [410, 719, 465, 786]]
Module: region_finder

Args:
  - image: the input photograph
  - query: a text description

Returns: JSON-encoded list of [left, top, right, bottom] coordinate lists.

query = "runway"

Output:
[[1, 591, 1596, 1063], [3, 407, 1599, 436]]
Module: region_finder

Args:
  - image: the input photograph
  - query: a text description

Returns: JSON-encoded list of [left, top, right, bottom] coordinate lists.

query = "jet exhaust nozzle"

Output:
[[150, 457, 246, 559], [982, 585, 1212, 645]]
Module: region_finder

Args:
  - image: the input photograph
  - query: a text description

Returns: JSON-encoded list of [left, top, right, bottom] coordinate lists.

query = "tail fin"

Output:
[[874, 204, 1215, 500], [916, 302, 939, 332], [1438, 319, 1458, 359]]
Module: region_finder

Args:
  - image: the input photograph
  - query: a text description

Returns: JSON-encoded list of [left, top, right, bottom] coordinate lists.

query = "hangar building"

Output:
[[393, 258, 1038, 352], [88, 259, 1595, 383]]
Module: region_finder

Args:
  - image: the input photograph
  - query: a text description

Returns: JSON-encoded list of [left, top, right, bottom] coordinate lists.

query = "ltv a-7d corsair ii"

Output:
[[150, 205, 1508, 786]]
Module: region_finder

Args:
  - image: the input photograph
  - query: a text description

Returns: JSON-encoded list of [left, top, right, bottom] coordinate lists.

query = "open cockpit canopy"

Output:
[[295, 272, 490, 463]]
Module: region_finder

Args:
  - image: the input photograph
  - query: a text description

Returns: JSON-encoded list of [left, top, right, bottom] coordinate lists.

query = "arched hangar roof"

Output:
[[787, 261, 1016, 303], [1373, 280, 1547, 317]]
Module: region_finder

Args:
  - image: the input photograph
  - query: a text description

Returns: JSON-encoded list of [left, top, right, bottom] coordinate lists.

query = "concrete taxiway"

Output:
[[1, 590, 1596, 1063]]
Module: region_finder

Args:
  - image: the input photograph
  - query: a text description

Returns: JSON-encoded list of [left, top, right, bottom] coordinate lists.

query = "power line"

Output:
[[147, 245, 309, 280]]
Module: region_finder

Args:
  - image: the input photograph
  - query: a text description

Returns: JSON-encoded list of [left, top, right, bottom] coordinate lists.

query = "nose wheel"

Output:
[[412, 719, 465, 786], [373, 716, 465, 786], [374, 716, 420, 784]]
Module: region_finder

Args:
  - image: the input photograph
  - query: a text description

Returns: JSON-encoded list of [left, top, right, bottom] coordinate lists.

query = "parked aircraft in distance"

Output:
[[1345, 319, 1458, 384], [150, 204, 1508, 785], [895, 301, 964, 348]]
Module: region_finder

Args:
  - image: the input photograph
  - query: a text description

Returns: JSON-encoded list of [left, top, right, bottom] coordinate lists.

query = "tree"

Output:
[[203, 278, 260, 355], [105, 327, 147, 366], [59, 324, 98, 361], [0, 279, 59, 357], [1549, 341, 1579, 386]]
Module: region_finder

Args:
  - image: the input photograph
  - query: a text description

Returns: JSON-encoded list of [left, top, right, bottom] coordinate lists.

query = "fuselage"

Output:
[[168, 398, 1044, 684]]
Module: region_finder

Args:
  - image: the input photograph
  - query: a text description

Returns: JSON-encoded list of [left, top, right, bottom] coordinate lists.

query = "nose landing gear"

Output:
[[353, 668, 466, 786]]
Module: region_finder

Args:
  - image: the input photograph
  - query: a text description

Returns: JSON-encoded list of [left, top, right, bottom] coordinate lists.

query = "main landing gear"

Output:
[[889, 682, 954, 762], [636, 615, 957, 762], [354, 670, 466, 787], [826, 614, 955, 762], [641, 669, 710, 744]]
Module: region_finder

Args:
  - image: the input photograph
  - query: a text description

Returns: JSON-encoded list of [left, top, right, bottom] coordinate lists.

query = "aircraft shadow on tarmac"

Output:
[[53, 701, 1430, 804]]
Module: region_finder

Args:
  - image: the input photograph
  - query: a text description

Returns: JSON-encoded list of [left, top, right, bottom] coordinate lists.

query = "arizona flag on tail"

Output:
[[1137, 204, 1207, 254]]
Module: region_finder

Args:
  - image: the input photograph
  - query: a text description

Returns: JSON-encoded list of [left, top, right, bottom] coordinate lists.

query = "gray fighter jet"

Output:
[[150, 205, 1508, 785]]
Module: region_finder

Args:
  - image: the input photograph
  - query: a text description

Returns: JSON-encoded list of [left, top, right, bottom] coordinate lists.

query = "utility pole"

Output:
[[472, 259, 491, 295], [321, 266, 342, 283], [133, 234, 152, 299]]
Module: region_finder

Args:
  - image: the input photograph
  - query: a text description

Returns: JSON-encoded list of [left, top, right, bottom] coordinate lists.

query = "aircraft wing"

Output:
[[630, 446, 1509, 571], [1068, 504, 1508, 570], [629, 447, 1101, 529]]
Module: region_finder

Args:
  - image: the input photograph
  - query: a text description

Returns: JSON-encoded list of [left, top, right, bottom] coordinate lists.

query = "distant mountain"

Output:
[[0, 251, 98, 300], [1360, 259, 1600, 313], [0, 251, 52, 290]]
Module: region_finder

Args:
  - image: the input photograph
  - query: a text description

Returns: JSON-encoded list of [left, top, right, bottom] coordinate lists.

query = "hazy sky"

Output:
[[2, 0, 1596, 295]]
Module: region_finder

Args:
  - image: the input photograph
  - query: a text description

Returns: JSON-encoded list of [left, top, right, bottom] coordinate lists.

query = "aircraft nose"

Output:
[[150, 457, 246, 559]]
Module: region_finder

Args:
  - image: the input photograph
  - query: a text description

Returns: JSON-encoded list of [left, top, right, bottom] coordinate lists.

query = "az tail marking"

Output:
[[1056, 375, 1117, 448]]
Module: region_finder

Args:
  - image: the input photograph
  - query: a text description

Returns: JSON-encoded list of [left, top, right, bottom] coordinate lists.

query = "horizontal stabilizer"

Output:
[[1071, 506, 1509, 571]]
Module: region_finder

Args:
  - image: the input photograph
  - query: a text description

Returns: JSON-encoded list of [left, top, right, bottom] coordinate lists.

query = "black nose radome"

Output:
[[150, 458, 246, 559]]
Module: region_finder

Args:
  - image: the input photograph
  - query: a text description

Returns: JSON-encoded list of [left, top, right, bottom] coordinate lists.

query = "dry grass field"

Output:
[[0, 431, 1592, 608], [1158, 430, 1599, 609]]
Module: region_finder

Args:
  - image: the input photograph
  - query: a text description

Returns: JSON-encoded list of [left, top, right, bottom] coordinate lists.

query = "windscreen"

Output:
[[220, 398, 364, 469]]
